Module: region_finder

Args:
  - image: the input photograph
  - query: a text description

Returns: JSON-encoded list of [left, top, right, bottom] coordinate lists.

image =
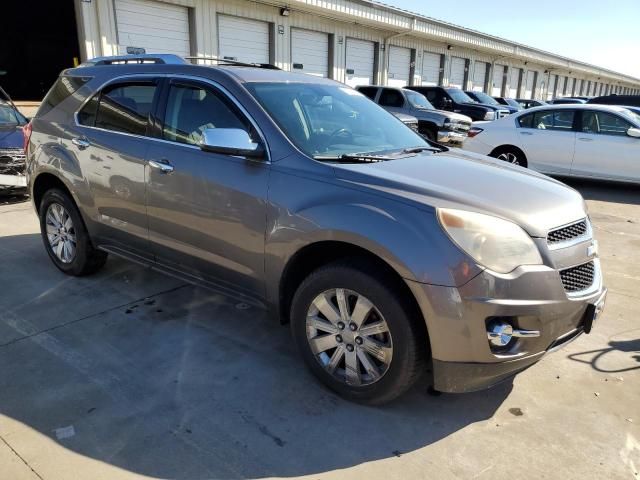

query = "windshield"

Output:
[[505, 98, 521, 109], [0, 102, 26, 126], [446, 88, 474, 104], [622, 109, 640, 124], [246, 83, 428, 159], [471, 91, 499, 105], [405, 90, 434, 110]]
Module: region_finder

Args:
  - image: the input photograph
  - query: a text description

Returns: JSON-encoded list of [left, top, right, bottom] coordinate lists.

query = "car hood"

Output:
[[391, 112, 418, 123], [432, 110, 472, 123], [464, 102, 507, 112], [333, 149, 585, 237], [0, 126, 24, 149]]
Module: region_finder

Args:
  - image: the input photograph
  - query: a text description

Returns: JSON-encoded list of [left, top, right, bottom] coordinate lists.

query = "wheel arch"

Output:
[[32, 172, 75, 213]]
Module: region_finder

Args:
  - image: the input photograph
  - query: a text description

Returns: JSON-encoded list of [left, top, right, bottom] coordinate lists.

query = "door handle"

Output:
[[148, 159, 174, 174], [578, 137, 594, 142], [71, 137, 90, 149], [519, 131, 533, 136]]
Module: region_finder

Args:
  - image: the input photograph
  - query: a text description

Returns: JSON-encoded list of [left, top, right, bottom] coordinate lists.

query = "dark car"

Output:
[[548, 98, 586, 105], [356, 86, 471, 145], [26, 54, 606, 404], [587, 95, 640, 107], [0, 92, 28, 193], [464, 91, 519, 114], [516, 99, 548, 109], [407, 86, 510, 121], [493, 97, 523, 112]]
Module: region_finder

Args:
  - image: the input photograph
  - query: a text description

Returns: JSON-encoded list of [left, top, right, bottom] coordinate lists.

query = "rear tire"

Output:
[[290, 261, 425, 404], [490, 146, 528, 167], [39, 188, 107, 276]]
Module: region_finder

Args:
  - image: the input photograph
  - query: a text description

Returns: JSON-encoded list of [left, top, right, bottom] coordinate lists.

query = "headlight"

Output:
[[483, 111, 496, 120], [437, 208, 543, 273]]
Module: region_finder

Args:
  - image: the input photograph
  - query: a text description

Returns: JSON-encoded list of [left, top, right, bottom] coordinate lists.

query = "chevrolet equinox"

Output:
[[25, 54, 607, 404]]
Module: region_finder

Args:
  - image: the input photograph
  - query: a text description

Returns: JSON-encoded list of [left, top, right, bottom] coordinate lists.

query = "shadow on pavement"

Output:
[[560, 177, 640, 206], [0, 232, 511, 479], [567, 338, 640, 374]]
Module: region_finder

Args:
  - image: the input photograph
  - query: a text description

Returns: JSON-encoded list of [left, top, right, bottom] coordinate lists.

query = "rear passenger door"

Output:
[[73, 78, 160, 259], [515, 109, 577, 175], [145, 78, 269, 299]]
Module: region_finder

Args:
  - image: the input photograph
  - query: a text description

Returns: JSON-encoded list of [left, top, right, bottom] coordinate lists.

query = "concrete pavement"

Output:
[[0, 179, 638, 480]]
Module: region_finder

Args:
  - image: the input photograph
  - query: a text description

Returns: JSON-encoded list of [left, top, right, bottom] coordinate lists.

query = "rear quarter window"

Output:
[[36, 76, 90, 117]]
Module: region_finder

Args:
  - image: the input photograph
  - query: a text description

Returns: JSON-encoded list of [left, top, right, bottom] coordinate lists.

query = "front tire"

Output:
[[290, 261, 425, 404], [39, 188, 107, 276]]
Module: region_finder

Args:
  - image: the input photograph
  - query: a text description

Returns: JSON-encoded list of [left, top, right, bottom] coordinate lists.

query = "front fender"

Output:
[[264, 166, 481, 309]]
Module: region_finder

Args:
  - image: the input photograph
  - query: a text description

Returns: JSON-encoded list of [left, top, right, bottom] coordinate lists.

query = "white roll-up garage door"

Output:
[[547, 75, 556, 100], [421, 52, 441, 86], [472, 61, 487, 92], [345, 38, 375, 87], [388, 46, 411, 87], [218, 15, 269, 64], [115, 0, 190, 56], [449, 57, 466, 89], [509, 68, 521, 98], [492, 64, 505, 96], [292, 29, 329, 78], [524, 71, 535, 99]]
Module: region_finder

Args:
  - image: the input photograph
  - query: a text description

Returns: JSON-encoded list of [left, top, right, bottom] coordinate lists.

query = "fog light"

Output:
[[487, 318, 541, 349], [487, 320, 513, 347]]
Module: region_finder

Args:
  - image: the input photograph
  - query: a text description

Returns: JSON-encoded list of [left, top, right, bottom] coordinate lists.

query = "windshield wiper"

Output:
[[402, 146, 439, 153], [314, 152, 395, 163]]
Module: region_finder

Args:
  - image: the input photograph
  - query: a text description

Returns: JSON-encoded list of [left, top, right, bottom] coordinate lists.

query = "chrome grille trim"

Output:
[[547, 218, 592, 250]]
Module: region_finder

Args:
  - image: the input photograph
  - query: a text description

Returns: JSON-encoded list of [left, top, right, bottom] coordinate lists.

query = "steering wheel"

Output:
[[328, 128, 353, 142]]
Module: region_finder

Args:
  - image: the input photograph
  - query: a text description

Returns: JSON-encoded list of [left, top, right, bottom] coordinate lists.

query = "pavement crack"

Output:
[[0, 433, 45, 480], [0, 283, 189, 349]]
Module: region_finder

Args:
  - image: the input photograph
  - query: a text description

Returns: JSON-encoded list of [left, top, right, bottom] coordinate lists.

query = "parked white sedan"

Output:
[[463, 104, 640, 183]]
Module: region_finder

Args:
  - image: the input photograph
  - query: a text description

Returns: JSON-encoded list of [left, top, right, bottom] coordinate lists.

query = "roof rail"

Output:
[[81, 54, 187, 67], [184, 56, 280, 70]]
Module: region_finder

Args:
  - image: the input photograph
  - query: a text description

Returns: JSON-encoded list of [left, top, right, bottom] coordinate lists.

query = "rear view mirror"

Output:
[[199, 128, 264, 158], [626, 127, 640, 138]]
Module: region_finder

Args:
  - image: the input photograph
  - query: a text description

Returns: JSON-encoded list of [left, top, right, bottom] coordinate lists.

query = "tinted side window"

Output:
[[582, 111, 632, 136], [78, 94, 99, 126], [530, 110, 575, 131], [37, 76, 90, 117], [517, 113, 534, 128], [378, 89, 404, 107], [424, 90, 438, 103], [357, 87, 379, 100], [163, 84, 249, 146], [95, 83, 156, 135]]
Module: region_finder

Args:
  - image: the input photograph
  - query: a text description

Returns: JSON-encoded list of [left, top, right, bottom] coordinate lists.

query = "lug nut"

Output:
[[335, 335, 343, 343], [346, 344, 354, 352], [349, 323, 357, 331], [337, 322, 345, 330], [355, 337, 363, 345]]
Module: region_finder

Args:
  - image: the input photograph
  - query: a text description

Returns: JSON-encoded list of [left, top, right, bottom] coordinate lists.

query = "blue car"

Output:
[[0, 92, 28, 193]]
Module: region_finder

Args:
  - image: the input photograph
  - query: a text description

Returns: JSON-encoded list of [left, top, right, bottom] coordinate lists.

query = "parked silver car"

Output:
[[26, 54, 606, 404]]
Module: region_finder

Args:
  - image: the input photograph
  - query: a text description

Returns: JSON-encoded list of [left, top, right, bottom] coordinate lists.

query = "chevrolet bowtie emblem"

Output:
[[587, 241, 599, 257]]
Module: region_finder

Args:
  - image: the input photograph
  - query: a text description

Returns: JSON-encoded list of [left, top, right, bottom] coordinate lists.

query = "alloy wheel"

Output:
[[306, 288, 393, 386], [45, 203, 77, 263], [497, 152, 520, 165]]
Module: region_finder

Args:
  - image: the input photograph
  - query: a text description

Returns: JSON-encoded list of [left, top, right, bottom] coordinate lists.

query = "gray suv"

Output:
[[26, 54, 607, 404], [356, 85, 471, 146]]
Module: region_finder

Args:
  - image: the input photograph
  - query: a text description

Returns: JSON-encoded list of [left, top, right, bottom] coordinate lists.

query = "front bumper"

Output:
[[0, 173, 27, 188], [437, 130, 467, 146], [406, 262, 606, 393]]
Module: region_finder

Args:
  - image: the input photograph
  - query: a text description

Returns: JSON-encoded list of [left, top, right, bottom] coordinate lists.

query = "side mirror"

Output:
[[199, 128, 264, 158], [626, 127, 640, 138]]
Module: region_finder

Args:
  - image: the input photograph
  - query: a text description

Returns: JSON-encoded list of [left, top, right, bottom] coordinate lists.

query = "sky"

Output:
[[382, 0, 640, 79]]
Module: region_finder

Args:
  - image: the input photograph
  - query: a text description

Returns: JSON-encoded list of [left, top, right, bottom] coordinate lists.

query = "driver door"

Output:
[[145, 78, 270, 299]]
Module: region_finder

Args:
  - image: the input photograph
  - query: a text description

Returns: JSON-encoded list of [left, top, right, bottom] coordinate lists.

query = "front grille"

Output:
[[547, 219, 588, 245], [497, 111, 510, 118], [560, 261, 595, 293], [0, 148, 26, 176]]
